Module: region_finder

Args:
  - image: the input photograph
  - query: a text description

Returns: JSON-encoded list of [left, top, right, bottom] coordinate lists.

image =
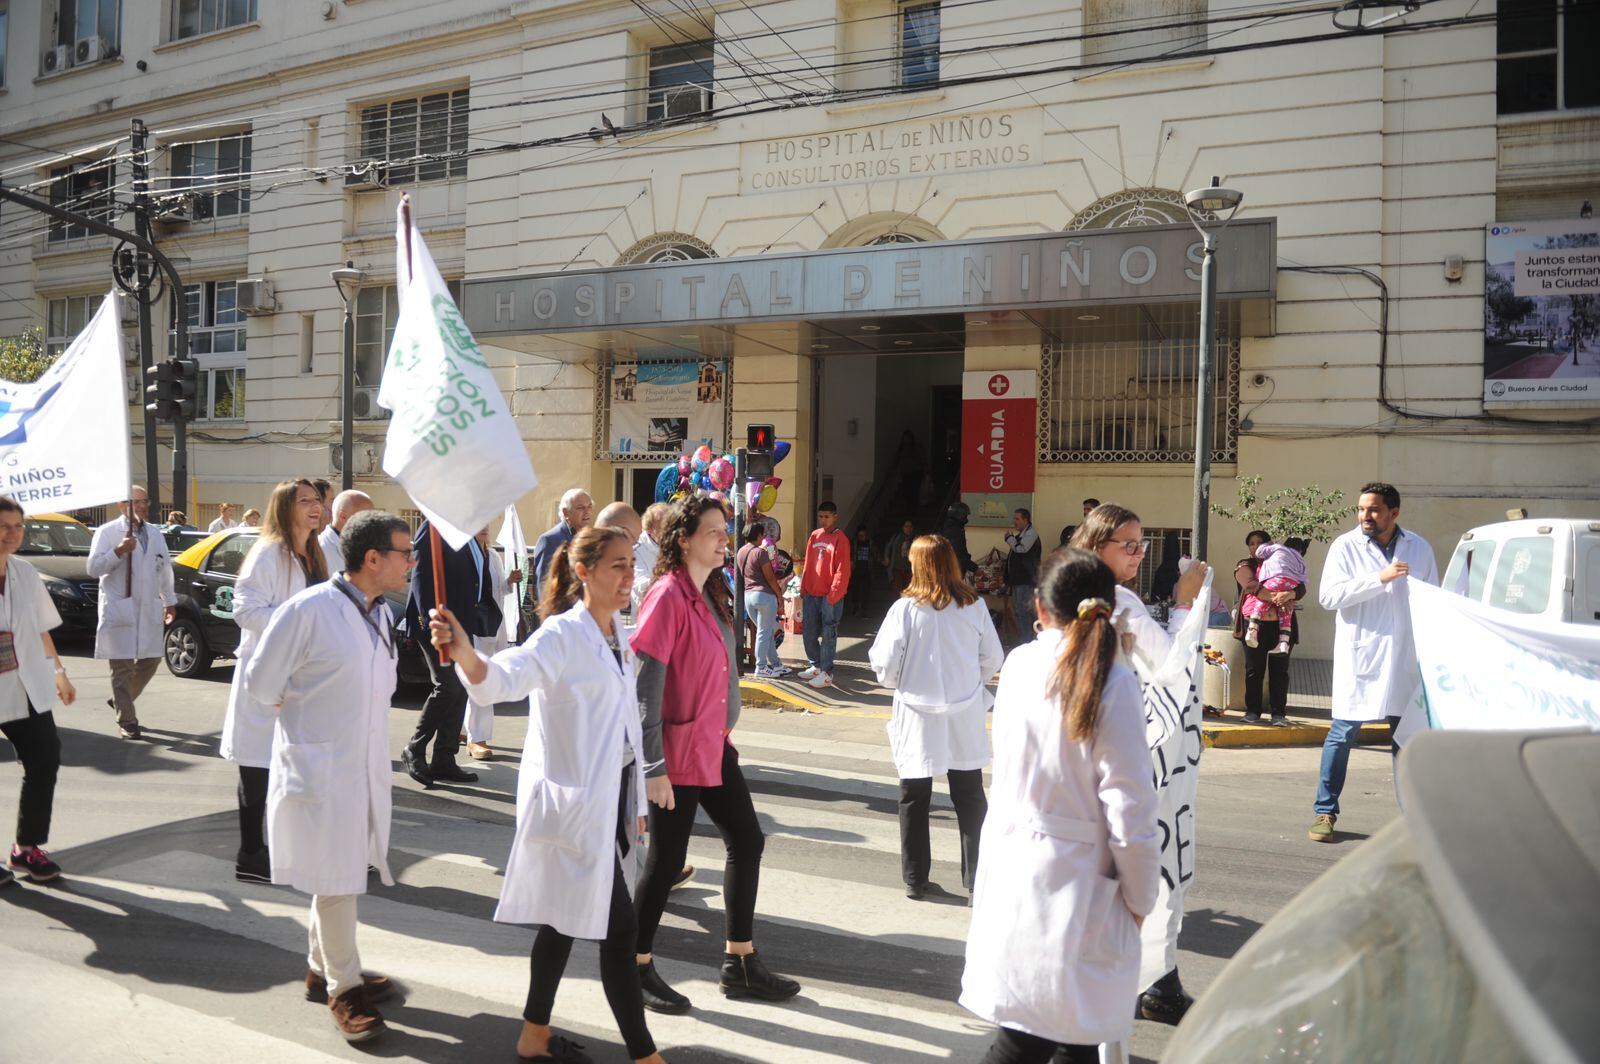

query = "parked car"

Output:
[[163, 528, 428, 686], [18, 512, 100, 640], [1441, 517, 1599, 625], [162, 526, 211, 556]]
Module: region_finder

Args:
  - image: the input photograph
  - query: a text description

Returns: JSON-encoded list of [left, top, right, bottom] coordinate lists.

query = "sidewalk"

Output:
[[741, 607, 1389, 750]]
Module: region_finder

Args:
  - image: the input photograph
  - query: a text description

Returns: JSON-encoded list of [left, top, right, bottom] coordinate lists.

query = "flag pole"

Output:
[[400, 193, 452, 665]]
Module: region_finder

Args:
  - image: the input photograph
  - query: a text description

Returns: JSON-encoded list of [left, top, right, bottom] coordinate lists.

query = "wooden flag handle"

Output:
[[429, 522, 450, 665]]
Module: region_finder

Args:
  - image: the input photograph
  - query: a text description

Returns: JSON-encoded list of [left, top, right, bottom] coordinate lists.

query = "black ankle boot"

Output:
[[1137, 968, 1193, 1025], [637, 960, 691, 1014], [720, 950, 801, 1002]]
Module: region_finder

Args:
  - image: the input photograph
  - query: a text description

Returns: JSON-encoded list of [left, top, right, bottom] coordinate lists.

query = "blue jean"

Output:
[[744, 589, 780, 671], [803, 594, 843, 674], [1315, 715, 1401, 815], [1010, 584, 1036, 639]]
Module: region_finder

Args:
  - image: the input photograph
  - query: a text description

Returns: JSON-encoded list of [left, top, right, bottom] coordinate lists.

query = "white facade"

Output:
[[2, 0, 1597, 655]]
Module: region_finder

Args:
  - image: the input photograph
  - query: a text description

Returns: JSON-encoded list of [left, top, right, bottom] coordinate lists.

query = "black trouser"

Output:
[[847, 565, 871, 615], [898, 770, 986, 892], [524, 853, 657, 1059], [980, 1026, 1098, 1064], [635, 740, 764, 953], [238, 765, 269, 854], [409, 636, 468, 769], [1241, 619, 1290, 719], [1, 705, 60, 847]]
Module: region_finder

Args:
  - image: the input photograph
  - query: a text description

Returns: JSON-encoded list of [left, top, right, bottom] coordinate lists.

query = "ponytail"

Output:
[[1037, 549, 1122, 742]]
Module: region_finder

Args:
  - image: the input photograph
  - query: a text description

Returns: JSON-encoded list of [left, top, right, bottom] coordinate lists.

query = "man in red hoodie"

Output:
[[798, 501, 852, 689]]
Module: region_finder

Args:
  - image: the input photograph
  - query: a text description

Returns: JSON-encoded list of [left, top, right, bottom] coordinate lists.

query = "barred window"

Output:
[[647, 41, 714, 122], [352, 89, 468, 186], [1039, 304, 1238, 463], [169, 133, 252, 219]]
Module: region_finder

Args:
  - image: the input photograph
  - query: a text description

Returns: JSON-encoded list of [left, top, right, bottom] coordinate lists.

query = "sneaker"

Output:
[[1308, 814, 1336, 842], [671, 864, 695, 889], [807, 671, 833, 689], [9, 845, 61, 883], [770, 665, 792, 677], [797, 665, 820, 681], [118, 722, 143, 740], [328, 985, 385, 1042], [1270, 715, 1291, 727], [1268, 642, 1291, 655], [1240, 713, 1262, 725], [753, 668, 784, 679], [235, 847, 271, 883]]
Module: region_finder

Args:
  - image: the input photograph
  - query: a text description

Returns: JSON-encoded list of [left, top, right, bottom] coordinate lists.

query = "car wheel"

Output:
[[165, 616, 212, 678]]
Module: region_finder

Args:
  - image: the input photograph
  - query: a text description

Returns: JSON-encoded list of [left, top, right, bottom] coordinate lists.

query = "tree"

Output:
[[0, 328, 56, 384], [1211, 475, 1348, 544]]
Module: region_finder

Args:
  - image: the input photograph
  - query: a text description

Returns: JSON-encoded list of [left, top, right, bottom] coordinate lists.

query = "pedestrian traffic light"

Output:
[[172, 358, 199, 420], [747, 424, 775, 452], [744, 423, 775, 479], [144, 360, 176, 420]]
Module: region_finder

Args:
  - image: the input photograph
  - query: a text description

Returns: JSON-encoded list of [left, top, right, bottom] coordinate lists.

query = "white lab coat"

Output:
[[631, 535, 660, 617], [463, 600, 646, 939], [0, 558, 63, 725], [317, 525, 343, 580], [961, 633, 1161, 1046], [209, 516, 239, 533], [868, 598, 1003, 779], [1318, 526, 1439, 723], [87, 517, 176, 660], [246, 578, 398, 897], [466, 547, 512, 744], [1111, 585, 1187, 677], [221, 543, 311, 767]]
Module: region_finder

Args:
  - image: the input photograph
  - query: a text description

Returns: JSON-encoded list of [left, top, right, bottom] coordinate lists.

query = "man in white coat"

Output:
[[633, 503, 669, 616], [207, 503, 239, 533], [1310, 481, 1437, 843], [245, 509, 414, 1043], [87, 486, 175, 740], [318, 490, 373, 579]]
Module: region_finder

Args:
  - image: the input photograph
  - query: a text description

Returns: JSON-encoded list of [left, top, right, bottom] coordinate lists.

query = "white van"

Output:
[[1442, 518, 1600, 625]]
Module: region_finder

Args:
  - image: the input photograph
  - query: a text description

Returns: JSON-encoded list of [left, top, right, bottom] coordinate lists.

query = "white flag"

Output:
[[0, 290, 130, 514], [379, 197, 536, 548], [496, 502, 528, 624]]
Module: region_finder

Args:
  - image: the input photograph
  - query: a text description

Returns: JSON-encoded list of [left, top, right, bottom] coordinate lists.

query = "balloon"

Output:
[[764, 476, 782, 491], [707, 490, 728, 504], [677, 455, 692, 475], [773, 440, 792, 464], [744, 480, 764, 511], [756, 484, 777, 513], [654, 465, 679, 503], [708, 457, 734, 491], [692, 444, 714, 471]]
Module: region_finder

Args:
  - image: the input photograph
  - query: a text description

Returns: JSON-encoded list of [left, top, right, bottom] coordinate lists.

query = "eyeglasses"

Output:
[[377, 548, 417, 560], [1107, 538, 1149, 556]]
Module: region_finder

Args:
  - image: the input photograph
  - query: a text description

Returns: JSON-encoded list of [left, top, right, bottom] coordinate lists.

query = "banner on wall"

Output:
[[1410, 581, 1600, 732], [1483, 219, 1600, 407], [959, 369, 1036, 524], [608, 360, 726, 455]]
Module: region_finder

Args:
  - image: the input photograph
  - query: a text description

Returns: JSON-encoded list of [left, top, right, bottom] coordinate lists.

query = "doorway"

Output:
[[614, 465, 663, 514]]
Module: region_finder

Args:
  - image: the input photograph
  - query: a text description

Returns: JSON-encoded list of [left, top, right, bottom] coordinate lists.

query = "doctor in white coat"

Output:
[[1310, 481, 1437, 843], [317, 490, 373, 580], [220, 479, 327, 884], [246, 510, 413, 1043], [87, 486, 175, 740], [961, 548, 1161, 1063], [462, 527, 511, 760], [431, 524, 666, 1064], [868, 533, 1002, 900]]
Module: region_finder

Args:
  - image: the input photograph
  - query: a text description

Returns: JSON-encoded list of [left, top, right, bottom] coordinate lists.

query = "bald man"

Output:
[[319, 491, 374, 578], [595, 501, 642, 543]]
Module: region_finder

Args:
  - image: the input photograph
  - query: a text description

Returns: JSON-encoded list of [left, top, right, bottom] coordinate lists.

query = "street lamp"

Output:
[[330, 260, 367, 491], [1183, 177, 1244, 563]]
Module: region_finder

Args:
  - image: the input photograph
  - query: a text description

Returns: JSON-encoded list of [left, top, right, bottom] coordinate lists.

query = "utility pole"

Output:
[[128, 119, 164, 515]]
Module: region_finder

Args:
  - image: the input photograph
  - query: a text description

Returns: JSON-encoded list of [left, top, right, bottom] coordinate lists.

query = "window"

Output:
[[172, 0, 256, 40], [46, 294, 104, 357], [205, 532, 256, 577], [1083, 0, 1206, 66], [1488, 536, 1554, 615], [1, 4, 9, 88], [169, 133, 252, 219], [54, 0, 120, 52], [1443, 539, 1497, 601], [1497, 0, 1600, 115], [47, 160, 116, 242], [899, 2, 940, 87], [353, 281, 463, 414], [617, 232, 717, 264], [351, 89, 468, 187], [183, 281, 247, 420], [647, 41, 714, 122]]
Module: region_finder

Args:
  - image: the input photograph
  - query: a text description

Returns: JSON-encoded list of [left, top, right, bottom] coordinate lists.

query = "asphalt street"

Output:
[[0, 641, 1400, 1063]]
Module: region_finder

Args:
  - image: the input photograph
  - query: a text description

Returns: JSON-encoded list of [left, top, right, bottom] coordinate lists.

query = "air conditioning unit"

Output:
[[74, 36, 109, 66], [155, 200, 194, 227], [344, 166, 387, 192], [236, 278, 276, 316], [352, 386, 388, 420], [43, 45, 71, 75], [329, 443, 379, 477], [663, 84, 711, 120]]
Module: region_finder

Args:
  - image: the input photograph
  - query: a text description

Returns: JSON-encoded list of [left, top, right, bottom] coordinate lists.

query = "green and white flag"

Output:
[[380, 196, 536, 548]]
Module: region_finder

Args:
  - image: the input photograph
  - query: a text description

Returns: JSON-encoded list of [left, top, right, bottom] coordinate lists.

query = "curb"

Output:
[[743, 680, 1395, 751]]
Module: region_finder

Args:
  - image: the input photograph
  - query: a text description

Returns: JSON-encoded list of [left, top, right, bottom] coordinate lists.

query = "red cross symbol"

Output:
[[988, 374, 1010, 396]]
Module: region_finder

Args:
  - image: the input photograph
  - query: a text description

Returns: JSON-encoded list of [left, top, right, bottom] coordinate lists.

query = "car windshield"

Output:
[[19, 519, 94, 556]]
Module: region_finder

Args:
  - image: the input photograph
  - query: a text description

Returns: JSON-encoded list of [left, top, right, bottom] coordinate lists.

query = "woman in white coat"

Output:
[[220, 479, 326, 884], [868, 533, 1002, 900], [1069, 504, 1206, 1024], [463, 528, 512, 761], [430, 525, 667, 1064], [961, 548, 1161, 1063]]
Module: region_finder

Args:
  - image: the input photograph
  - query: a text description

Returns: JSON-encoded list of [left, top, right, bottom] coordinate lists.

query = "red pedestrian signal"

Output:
[[747, 424, 774, 451]]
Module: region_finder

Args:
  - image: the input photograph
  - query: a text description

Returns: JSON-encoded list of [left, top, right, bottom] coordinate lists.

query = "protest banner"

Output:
[[0, 291, 130, 513]]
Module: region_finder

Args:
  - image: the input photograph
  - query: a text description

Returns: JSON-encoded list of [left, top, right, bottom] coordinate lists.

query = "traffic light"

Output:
[[747, 424, 775, 452], [744, 423, 776, 479], [172, 358, 198, 420], [144, 360, 176, 420]]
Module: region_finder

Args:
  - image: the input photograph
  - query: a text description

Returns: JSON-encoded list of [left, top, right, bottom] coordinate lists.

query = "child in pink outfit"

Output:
[[1240, 539, 1308, 654]]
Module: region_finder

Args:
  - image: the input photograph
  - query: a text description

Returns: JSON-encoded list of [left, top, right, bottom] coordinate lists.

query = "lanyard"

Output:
[[332, 576, 395, 660]]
